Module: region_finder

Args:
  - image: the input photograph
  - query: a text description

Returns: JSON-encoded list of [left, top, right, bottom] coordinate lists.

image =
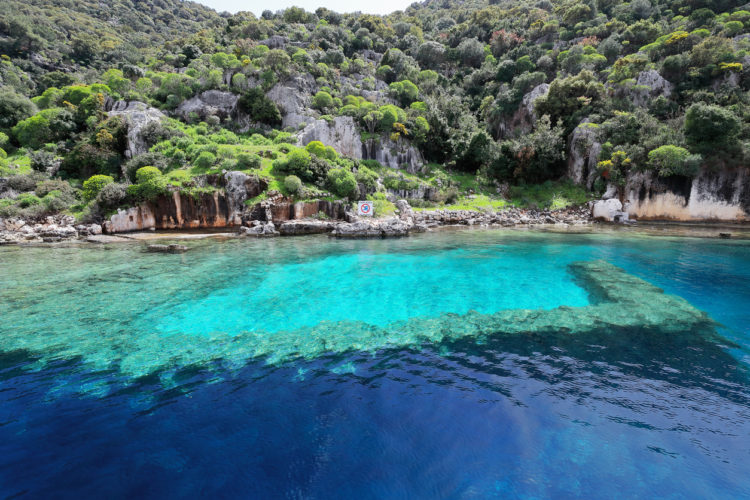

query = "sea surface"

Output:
[[0, 229, 749, 499]]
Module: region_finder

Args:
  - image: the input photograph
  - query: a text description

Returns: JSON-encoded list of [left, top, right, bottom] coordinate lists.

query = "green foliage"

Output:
[[193, 151, 218, 170], [305, 141, 337, 161], [684, 103, 741, 155], [388, 80, 419, 106], [283, 175, 302, 194], [82, 175, 114, 202], [647, 145, 702, 177], [312, 91, 334, 110], [127, 166, 168, 201], [355, 165, 379, 191], [238, 88, 282, 126], [326, 167, 358, 199], [0, 88, 36, 131], [236, 152, 262, 169], [597, 150, 632, 187]]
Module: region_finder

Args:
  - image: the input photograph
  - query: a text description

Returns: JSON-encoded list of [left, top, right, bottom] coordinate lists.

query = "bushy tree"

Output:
[[684, 103, 741, 155], [127, 167, 168, 201], [647, 145, 702, 177], [238, 88, 282, 126], [0, 88, 36, 131], [389, 80, 419, 106], [82, 175, 115, 202], [326, 168, 358, 199]]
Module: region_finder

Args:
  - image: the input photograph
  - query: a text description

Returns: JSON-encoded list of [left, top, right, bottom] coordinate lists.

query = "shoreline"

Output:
[[3, 219, 750, 248]]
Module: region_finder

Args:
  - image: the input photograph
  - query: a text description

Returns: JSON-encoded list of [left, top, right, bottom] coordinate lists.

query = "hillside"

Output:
[[1, 0, 749, 226]]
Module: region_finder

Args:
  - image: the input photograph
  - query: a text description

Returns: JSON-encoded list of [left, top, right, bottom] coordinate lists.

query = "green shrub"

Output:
[[96, 182, 128, 208], [82, 175, 114, 202], [193, 151, 218, 169], [684, 103, 741, 155], [305, 141, 337, 161], [326, 168, 358, 199], [126, 166, 167, 201], [647, 145, 702, 177], [236, 152, 262, 169], [312, 90, 334, 110], [238, 87, 282, 126], [284, 175, 302, 194], [355, 165, 379, 191]]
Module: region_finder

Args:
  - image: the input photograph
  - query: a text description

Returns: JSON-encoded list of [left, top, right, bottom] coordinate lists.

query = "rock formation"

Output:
[[106, 101, 166, 159]]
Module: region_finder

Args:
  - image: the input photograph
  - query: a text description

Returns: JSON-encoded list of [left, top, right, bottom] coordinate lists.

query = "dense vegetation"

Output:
[[1, 0, 749, 220]]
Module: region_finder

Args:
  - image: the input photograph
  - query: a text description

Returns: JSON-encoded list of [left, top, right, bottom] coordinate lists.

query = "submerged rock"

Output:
[[146, 244, 189, 253]]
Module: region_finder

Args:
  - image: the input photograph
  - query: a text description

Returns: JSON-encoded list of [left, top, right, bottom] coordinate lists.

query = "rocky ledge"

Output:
[[0, 216, 102, 245], [238, 201, 592, 239], [413, 206, 592, 228]]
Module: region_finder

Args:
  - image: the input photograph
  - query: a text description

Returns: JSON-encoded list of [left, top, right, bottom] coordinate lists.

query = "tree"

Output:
[[82, 175, 114, 202], [238, 88, 282, 126], [647, 145, 702, 177], [127, 167, 167, 201], [389, 80, 419, 107], [684, 103, 741, 155], [457, 38, 485, 68], [326, 168, 358, 199], [535, 71, 605, 132], [416, 41, 445, 69], [284, 175, 302, 194], [0, 89, 36, 131]]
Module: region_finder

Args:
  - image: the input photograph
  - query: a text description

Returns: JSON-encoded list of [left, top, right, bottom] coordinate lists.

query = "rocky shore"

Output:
[[0, 202, 594, 244], [0, 215, 103, 244], [238, 201, 593, 239]]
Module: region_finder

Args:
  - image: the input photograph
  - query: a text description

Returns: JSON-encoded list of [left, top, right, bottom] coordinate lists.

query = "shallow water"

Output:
[[1, 229, 749, 498]]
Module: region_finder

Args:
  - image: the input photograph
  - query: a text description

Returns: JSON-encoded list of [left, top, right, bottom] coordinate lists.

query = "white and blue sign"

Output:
[[358, 201, 374, 217]]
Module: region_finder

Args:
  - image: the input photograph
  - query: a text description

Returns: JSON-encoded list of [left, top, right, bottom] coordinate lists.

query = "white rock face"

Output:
[[633, 70, 673, 106], [107, 101, 165, 159], [522, 83, 549, 117], [362, 136, 424, 173], [266, 75, 315, 129], [567, 121, 601, 187], [592, 198, 623, 221], [625, 169, 750, 221], [175, 90, 239, 121], [297, 116, 363, 159]]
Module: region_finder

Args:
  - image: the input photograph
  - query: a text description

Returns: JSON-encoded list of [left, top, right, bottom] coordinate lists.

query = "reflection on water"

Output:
[[0, 230, 749, 498]]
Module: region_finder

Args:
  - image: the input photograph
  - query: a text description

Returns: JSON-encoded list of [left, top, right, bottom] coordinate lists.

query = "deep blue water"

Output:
[[1, 229, 749, 499]]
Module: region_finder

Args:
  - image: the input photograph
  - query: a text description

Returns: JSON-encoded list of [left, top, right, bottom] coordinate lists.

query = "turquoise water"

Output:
[[1, 229, 749, 498]]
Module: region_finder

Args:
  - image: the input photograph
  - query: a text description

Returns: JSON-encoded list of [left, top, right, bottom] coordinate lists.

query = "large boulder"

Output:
[[278, 220, 334, 235], [567, 120, 601, 187], [592, 198, 625, 222], [297, 116, 363, 159], [175, 90, 239, 122], [107, 101, 166, 158], [633, 69, 673, 107], [266, 75, 316, 129]]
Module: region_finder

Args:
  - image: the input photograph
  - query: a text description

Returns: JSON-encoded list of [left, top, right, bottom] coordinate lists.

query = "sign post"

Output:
[[357, 201, 374, 217]]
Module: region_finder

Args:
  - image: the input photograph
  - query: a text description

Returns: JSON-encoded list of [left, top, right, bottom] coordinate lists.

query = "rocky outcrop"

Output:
[[278, 220, 335, 235], [0, 216, 101, 244], [106, 101, 166, 159], [331, 217, 416, 238], [362, 136, 424, 173], [245, 193, 350, 223], [413, 206, 592, 228], [592, 198, 630, 222], [633, 69, 673, 107], [567, 121, 601, 187], [175, 90, 239, 122], [623, 168, 750, 221], [240, 221, 279, 237], [297, 116, 363, 159], [266, 75, 316, 129], [497, 83, 549, 138], [104, 191, 232, 233], [223, 171, 268, 224]]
